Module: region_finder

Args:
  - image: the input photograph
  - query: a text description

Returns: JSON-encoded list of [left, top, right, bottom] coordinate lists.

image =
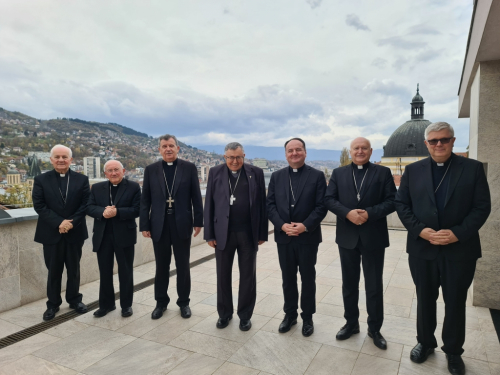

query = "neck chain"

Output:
[[228, 170, 241, 206], [58, 172, 70, 205], [289, 175, 297, 208], [352, 167, 368, 202], [434, 159, 453, 194], [162, 166, 177, 208], [109, 182, 118, 205]]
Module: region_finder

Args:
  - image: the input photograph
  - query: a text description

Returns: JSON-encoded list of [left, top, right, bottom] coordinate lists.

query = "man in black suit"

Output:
[[32, 144, 89, 321], [87, 160, 141, 318], [204, 142, 268, 331], [140, 134, 203, 320], [325, 137, 396, 350], [267, 138, 327, 337], [395, 122, 490, 375]]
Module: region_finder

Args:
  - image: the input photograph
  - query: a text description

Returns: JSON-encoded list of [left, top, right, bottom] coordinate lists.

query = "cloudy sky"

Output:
[[0, 0, 472, 151]]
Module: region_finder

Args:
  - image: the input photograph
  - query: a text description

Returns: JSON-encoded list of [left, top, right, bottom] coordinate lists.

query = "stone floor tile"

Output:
[[168, 352, 224, 375], [304, 344, 359, 375], [0, 299, 70, 328], [33, 326, 136, 372], [228, 330, 321, 375], [0, 332, 60, 368], [0, 355, 77, 375], [257, 276, 284, 295], [253, 294, 284, 318], [140, 314, 204, 344], [384, 303, 411, 318], [191, 280, 218, 294], [436, 328, 488, 361], [315, 276, 343, 287], [115, 308, 177, 337], [384, 286, 414, 307], [388, 273, 415, 290], [318, 286, 343, 306], [0, 318, 23, 337], [378, 314, 417, 346], [73, 302, 151, 331], [351, 353, 400, 375], [260, 317, 299, 336], [399, 345, 491, 375], [83, 338, 191, 375], [360, 336, 403, 362], [483, 331, 500, 364], [314, 302, 345, 318], [44, 320, 89, 338], [490, 362, 500, 375], [190, 302, 218, 317], [213, 362, 260, 375], [290, 313, 368, 352], [170, 330, 243, 360]]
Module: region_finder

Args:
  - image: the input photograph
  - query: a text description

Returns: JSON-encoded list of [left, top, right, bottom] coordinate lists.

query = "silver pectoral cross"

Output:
[[167, 196, 174, 208], [357, 193, 360, 202], [230, 195, 236, 205]]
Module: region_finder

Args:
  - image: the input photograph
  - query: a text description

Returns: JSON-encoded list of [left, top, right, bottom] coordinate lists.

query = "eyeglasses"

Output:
[[427, 137, 453, 146], [225, 156, 244, 161], [106, 168, 121, 173]]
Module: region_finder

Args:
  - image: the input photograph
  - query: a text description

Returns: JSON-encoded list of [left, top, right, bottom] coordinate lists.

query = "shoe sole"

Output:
[[94, 306, 116, 318], [336, 328, 360, 340], [302, 328, 314, 337], [239, 323, 252, 331], [410, 349, 435, 363], [122, 312, 133, 317], [367, 331, 387, 350], [278, 319, 297, 333], [43, 308, 60, 321], [216, 316, 233, 329]]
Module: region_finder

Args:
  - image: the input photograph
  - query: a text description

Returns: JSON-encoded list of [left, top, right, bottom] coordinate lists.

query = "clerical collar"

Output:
[[289, 164, 305, 173], [228, 166, 242, 177], [110, 180, 122, 187], [352, 161, 371, 170], [55, 169, 68, 177], [162, 159, 178, 167], [431, 154, 453, 168]]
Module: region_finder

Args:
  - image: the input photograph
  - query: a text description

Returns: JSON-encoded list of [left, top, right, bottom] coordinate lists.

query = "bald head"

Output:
[[349, 137, 372, 166], [104, 160, 125, 185], [50, 144, 73, 173]]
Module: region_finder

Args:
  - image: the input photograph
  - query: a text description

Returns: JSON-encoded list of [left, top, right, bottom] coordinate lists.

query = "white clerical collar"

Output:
[[167, 162, 173, 166], [437, 163, 444, 167], [60, 173, 65, 177], [112, 184, 118, 187], [293, 168, 298, 172], [231, 170, 238, 174], [357, 165, 363, 169]]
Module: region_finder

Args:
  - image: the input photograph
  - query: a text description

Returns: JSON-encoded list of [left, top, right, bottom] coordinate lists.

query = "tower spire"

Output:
[[411, 84, 425, 120]]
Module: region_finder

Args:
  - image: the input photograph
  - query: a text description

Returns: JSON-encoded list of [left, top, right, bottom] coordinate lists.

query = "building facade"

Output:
[[83, 156, 101, 179]]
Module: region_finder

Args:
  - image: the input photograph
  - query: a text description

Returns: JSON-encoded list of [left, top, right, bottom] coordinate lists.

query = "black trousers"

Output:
[[277, 241, 318, 320], [409, 253, 476, 355], [153, 213, 191, 307], [339, 243, 385, 332], [43, 237, 83, 309], [97, 237, 134, 309], [216, 231, 257, 320]]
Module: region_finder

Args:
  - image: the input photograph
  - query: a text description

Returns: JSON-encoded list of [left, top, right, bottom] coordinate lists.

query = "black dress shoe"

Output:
[[93, 306, 116, 318], [446, 354, 465, 375], [239, 319, 252, 331], [302, 320, 314, 337], [43, 307, 60, 321], [121, 307, 133, 317], [410, 343, 435, 363], [180, 306, 191, 319], [368, 330, 387, 350], [151, 306, 167, 320], [216, 316, 232, 329], [278, 315, 297, 333], [336, 323, 360, 340], [69, 302, 88, 314]]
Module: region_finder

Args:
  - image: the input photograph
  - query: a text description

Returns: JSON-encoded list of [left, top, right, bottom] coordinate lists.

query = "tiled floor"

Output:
[[0, 225, 499, 375]]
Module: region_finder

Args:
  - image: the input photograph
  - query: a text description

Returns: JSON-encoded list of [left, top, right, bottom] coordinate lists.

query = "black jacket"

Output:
[[395, 154, 491, 261], [204, 163, 268, 251], [139, 159, 203, 242], [86, 179, 141, 252], [267, 164, 327, 245], [32, 169, 89, 245], [325, 163, 396, 250]]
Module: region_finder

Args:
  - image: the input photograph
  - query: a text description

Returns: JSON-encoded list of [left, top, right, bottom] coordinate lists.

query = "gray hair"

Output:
[[425, 122, 455, 140], [224, 142, 244, 153], [50, 144, 72, 158], [158, 134, 178, 146], [103, 160, 124, 172]]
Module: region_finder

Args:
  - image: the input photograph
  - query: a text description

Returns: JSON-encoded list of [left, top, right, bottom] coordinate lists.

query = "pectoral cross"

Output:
[[167, 196, 174, 208], [357, 193, 360, 202], [230, 195, 236, 206]]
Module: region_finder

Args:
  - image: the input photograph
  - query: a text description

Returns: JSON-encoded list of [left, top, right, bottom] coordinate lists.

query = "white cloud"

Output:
[[345, 14, 371, 31]]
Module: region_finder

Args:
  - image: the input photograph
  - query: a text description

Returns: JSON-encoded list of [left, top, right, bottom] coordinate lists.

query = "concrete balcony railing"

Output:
[[0, 203, 405, 314]]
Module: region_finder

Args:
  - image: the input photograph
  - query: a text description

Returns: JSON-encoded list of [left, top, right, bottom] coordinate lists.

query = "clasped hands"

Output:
[[346, 209, 368, 226], [103, 205, 117, 219], [282, 222, 306, 236], [419, 228, 458, 245], [59, 219, 73, 234]]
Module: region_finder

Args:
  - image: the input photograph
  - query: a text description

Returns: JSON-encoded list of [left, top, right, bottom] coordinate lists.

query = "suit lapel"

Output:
[[223, 165, 230, 202], [294, 165, 311, 203], [444, 155, 463, 207], [358, 164, 376, 204], [282, 168, 290, 204], [244, 164, 254, 208], [422, 158, 436, 206], [49, 169, 65, 206], [172, 159, 184, 198], [156, 162, 166, 199], [114, 179, 127, 206]]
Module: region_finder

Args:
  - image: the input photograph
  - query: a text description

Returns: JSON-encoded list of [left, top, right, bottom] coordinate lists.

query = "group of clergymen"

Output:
[[32, 121, 490, 375]]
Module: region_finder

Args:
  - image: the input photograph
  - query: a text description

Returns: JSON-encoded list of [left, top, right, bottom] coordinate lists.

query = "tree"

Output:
[[324, 167, 331, 180], [339, 147, 350, 167], [0, 143, 4, 148]]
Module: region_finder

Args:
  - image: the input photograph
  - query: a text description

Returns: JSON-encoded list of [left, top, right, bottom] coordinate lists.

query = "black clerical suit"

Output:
[[32, 169, 90, 309], [325, 162, 396, 332], [204, 164, 268, 320], [395, 154, 490, 355], [140, 158, 203, 308], [267, 164, 327, 320], [87, 179, 141, 310]]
